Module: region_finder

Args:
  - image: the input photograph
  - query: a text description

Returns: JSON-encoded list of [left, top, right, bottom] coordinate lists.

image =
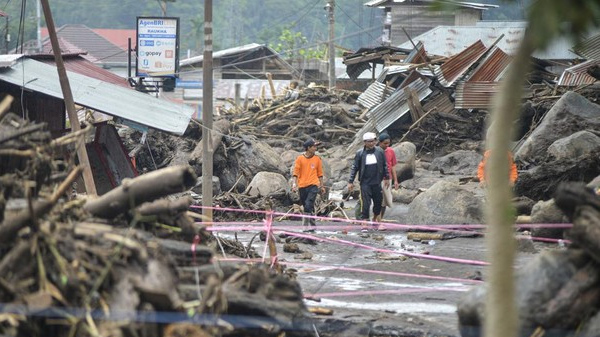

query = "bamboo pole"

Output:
[[40, 0, 96, 196]]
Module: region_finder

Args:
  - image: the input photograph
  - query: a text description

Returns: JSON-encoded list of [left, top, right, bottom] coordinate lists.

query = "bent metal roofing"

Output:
[[0, 57, 193, 135]]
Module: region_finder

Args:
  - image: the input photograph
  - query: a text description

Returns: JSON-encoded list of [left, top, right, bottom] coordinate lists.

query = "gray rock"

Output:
[[406, 180, 484, 225], [392, 187, 420, 204], [547, 130, 600, 161], [530, 199, 568, 239], [458, 249, 592, 337], [429, 150, 482, 176], [588, 175, 600, 189], [246, 172, 288, 197], [281, 150, 301, 170], [515, 92, 600, 165], [393, 142, 416, 182], [236, 138, 288, 178], [192, 176, 221, 196]]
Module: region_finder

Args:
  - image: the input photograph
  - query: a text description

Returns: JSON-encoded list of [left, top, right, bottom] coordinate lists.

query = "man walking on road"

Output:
[[292, 138, 325, 232], [378, 133, 399, 228], [348, 132, 390, 230]]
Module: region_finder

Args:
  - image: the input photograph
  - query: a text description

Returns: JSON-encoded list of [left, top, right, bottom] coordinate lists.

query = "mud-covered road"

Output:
[[214, 202, 554, 337]]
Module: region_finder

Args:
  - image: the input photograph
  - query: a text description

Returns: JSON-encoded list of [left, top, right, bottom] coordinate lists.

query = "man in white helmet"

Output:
[[348, 132, 390, 230]]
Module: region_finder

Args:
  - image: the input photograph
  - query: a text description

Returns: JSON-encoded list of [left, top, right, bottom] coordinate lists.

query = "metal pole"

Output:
[[36, 0, 41, 52], [40, 0, 97, 195], [202, 0, 214, 223], [327, 0, 336, 89], [127, 38, 132, 80]]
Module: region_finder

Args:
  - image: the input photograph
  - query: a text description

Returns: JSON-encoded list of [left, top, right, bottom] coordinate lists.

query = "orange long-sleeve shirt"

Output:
[[293, 154, 323, 188], [477, 150, 518, 185]]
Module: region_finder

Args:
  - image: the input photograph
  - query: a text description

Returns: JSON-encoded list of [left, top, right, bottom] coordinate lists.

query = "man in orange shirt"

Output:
[[292, 138, 325, 232], [477, 150, 518, 186]]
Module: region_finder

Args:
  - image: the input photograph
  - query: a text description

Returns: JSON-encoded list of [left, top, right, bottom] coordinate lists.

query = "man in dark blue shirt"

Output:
[[348, 132, 390, 229]]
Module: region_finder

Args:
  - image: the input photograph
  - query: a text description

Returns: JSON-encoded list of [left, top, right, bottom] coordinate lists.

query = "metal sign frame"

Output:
[[136, 16, 180, 78]]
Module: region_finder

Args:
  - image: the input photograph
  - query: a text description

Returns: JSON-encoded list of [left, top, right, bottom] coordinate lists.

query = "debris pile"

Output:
[[0, 97, 311, 337], [230, 85, 364, 149]]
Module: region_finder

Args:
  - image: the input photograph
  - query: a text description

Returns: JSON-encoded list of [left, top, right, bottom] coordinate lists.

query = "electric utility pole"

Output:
[[40, 0, 97, 195], [202, 0, 214, 223], [325, 0, 335, 89], [326, 0, 336, 89]]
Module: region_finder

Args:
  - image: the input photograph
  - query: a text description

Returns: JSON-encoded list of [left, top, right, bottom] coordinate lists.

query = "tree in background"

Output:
[[271, 27, 326, 62]]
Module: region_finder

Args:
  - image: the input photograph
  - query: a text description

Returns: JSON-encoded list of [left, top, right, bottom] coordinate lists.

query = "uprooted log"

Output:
[[84, 166, 198, 218]]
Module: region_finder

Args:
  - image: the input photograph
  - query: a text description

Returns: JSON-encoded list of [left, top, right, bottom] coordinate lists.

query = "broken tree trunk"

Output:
[[137, 196, 194, 216], [84, 166, 197, 219]]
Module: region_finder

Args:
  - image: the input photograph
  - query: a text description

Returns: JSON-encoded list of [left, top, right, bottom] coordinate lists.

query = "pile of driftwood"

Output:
[[0, 96, 312, 337], [458, 182, 600, 337], [230, 86, 364, 149]]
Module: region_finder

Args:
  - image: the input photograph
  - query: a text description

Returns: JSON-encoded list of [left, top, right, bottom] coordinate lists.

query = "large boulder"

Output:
[[393, 142, 416, 182], [406, 180, 484, 225], [547, 130, 600, 161], [458, 249, 596, 337], [429, 150, 482, 176], [246, 172, 288, 198], [236, 138, 288, 177], [530, 199, 569, 239], [515, 92, 600, 165], [281, 150, 301, 170]]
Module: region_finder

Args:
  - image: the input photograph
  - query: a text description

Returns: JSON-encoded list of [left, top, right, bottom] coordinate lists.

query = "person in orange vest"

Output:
[[477, 150, 518, 186], [292, 138, 326, 233]]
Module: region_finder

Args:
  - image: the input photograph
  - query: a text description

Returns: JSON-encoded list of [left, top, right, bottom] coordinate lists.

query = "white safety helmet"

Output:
[[362, 132, 377, 141]]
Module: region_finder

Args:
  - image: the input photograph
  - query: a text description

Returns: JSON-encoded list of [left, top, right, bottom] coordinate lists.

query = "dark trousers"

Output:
[[358, 183, 383, 220], [299, 185, 318, 226]]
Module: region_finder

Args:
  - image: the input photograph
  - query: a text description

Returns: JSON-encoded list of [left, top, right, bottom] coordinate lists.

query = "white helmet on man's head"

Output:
[[362, 132, 377, 141]]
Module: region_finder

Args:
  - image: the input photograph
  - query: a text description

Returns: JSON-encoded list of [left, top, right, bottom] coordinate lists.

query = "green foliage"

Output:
[[526, 0, 600, 49], [271, 27, 326, 61], [0, 0, 549, 57]]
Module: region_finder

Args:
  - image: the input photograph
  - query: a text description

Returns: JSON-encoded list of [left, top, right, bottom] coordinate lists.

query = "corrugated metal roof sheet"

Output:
[[557, 59, 600, 87], [365, 0, 498, 10], [455, 81, 501, 109], [435, 40, 487, 87], [371, 77, 432, 132], [357, 81, 395, 109], [35, 55, 130, 88], [466, 46, 511, 82], [573, 33, 600, 61], [398, 25, 580, 60], [41, 25, 128, 65], [0, 58, 193, 135], [422, 91, 454, 114], [181, 43, 264, 66], [386, 64, 412, 75], [404, 41, 428, 64], [0, 54, 23, 67], [346, 62, 372, 80]]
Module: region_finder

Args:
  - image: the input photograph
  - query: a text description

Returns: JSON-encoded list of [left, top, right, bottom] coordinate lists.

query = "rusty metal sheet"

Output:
[[404, 41, 428, 64], [467, 47, 512, 82], [455, 81, 501, 109], [422, 91, 454, 114], [435, 40, 488, 87], [558, 59, 600, 86]]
